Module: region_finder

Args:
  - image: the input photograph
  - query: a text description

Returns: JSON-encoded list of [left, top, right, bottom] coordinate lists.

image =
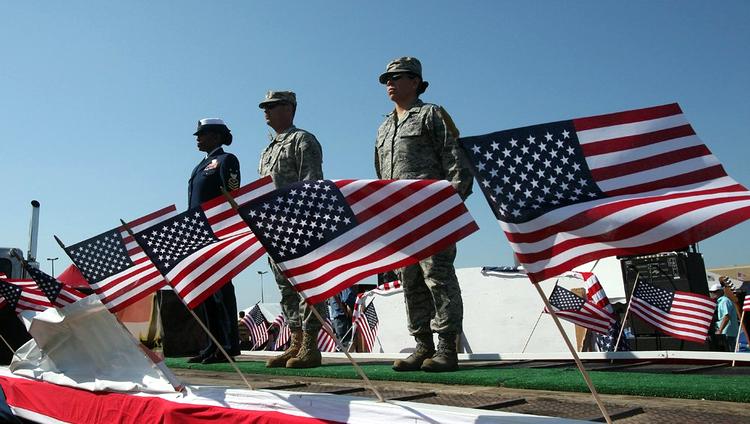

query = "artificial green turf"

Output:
[[165, 357, 750, 403]]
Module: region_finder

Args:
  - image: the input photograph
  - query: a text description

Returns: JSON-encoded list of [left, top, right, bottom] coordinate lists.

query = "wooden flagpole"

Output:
[[522, 311, 544, 354], [118, 220, 255, 391], [732, 310, 745, 367], [0, 334, 24, 362], [534, 283, 612, 424], [613, 272, 640, 353], [218, 188, 386, 399]]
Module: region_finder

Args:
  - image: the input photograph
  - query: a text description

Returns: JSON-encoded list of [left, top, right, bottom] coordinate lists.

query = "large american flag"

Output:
[[133, 177, 273, 308], [460, 103, 750, 283], [353, 301, 380, 352], [545, 285, 616, 335], [238, 179, 477, 303], [24, 266, 86, 307], [630, 281, 715, 343], [63, 206, 177, 312], [242, 304, 269, 349], [0, 279, 53, 313]]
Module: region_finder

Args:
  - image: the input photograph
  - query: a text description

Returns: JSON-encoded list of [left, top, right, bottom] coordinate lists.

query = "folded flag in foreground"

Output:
[[545, 285, 616, 335], [630, 281, 715, 343], [460, 103, 750, 283], [133, 177, 273, 308], [242, 304, 269, 349], [24, 266, 86, 307], [239, 179, 478, 303], [62, 206, 177, 312], [0, 280, 53, 313], [353, 302, 380, 352]]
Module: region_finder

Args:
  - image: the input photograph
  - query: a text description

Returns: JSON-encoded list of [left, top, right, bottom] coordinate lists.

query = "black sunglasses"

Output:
[[385, 73, 416, 83], [263, 102, 288, 110]]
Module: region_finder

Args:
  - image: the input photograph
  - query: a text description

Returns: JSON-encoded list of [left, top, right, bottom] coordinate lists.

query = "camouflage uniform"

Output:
[[375, 99, 473, 337], [259, 124, 326, 332]]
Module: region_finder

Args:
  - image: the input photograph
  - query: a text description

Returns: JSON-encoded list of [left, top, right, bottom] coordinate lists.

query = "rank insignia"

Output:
[[228, 172, 240, 190]]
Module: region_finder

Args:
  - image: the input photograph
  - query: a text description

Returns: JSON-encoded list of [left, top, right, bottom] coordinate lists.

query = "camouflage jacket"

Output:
[[374, 100, 473, 199], [258, 125, 324, 189]]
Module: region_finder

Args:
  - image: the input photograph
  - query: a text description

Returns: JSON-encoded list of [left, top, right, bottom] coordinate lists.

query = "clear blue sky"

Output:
[[2, 1, 748, 309]]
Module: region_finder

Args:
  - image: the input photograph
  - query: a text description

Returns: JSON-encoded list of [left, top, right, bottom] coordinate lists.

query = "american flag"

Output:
[[630, 281, 715, 343], [352, 280, 402, 324], [564, 271, 615, 316], [739, 271, 748, 281], [0, 273, 7, 309], [270, 314, 291, 350], [353, 302, 380, 352], [460, 103, 750, 283], [545, 285, 616, 335], [242, 305, 269, 349], [318, 317, 338, 352], [742, 293, 750, 312], [62, 206, 177, 312], [0, 279, 53, 313], [133, 177, 273, 308], [238, 179, 477, 304], [24, 266, 86, 307]]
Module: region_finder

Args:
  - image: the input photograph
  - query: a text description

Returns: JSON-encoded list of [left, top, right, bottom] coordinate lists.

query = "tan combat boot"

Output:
[[285, 329, 322, 368], [421, 332, 458, 372], [392, 333, 435, 372], [265, 329, 303, 368]]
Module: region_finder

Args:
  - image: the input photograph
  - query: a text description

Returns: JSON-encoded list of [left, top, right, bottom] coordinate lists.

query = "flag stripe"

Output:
[[598, 161, 726, 196], [581, 124, 696, 157], [574, 103, 684, 133], [591, 144, 712, 182]]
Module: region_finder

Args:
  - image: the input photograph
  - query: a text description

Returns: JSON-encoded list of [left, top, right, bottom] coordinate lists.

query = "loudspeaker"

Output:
[[620, 252, 710, 345]]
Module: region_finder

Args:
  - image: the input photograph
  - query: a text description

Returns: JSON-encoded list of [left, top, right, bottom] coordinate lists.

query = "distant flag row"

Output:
[[240, 308, 338, 352]]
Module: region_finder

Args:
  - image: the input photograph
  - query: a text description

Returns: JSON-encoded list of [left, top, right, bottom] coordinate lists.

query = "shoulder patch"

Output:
[[437, 106, 460, 139]]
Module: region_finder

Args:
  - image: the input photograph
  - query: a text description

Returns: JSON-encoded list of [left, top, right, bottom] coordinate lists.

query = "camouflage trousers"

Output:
[[398, 245, 463, 336], [269, 258, 325, 332]]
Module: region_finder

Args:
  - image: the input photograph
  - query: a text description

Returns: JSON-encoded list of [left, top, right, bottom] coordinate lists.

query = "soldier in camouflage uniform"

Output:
[[257, 91, 327, 369], [374, 57, 473, 372]]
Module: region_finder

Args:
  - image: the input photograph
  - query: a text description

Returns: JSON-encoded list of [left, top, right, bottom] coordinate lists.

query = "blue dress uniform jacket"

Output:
[[188, 148, 241, 208], [188, 147, 242, 358]]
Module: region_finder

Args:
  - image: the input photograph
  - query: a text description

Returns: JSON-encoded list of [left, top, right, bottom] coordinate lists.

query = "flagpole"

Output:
[[0, 334, 24, 363], [613, 272, 640, 353], [534, 283, 612, 424], [119, 220, 255, 391], [308, 304, 386, 402], [732, 310, 745, 367], [522, 310, 544, 353]]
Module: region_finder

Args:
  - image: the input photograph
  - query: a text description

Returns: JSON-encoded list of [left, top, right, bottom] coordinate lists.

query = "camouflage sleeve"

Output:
[[296, 132, 324, 181], [426, 106, 473, 199], [220, 153, 241, 192], [374, 144, 382, 179]]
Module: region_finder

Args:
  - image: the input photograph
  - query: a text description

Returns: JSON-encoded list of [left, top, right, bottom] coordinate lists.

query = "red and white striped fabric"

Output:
[[134, 177, 273, 308], [352, 280, 402, 324], [564, 271, 615, 316], [0, 280, 53, 313], [240, 179, 477, 304], [353, 302, 379, 352], [631, 281, 715, 343], [271, 314, 291, 350], [462, 103, 750, 283], [318, 318, 338, 352], [63, 206, 177, 313], [0, 273, 7, 309], [544, 284, 616, 334], [743, 294, 750, 312], [24, 266, 87, 308]]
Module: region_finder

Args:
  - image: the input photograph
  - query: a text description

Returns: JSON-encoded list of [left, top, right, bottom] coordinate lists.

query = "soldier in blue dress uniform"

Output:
[[187, 118, 242, 364]]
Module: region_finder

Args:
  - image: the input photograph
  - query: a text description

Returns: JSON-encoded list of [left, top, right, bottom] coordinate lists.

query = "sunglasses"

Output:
[[263, 102, 288, 110], [385, 73, 416, 83]]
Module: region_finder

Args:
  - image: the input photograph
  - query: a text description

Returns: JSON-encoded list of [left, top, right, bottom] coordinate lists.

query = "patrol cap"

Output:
[[193, 118, 233, 145], [379, 56, 423, 84], [258, 91, 297, 108]]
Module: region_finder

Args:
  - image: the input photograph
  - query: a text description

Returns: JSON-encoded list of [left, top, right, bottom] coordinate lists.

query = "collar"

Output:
[[205, 146, 224, 159], [272, 125, 298, 142], [388, 99, 424, 119]]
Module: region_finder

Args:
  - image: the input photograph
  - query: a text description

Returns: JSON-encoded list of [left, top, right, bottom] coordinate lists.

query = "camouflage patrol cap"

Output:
[[379, 57, 423, 84], [258, 91, 297, 108]]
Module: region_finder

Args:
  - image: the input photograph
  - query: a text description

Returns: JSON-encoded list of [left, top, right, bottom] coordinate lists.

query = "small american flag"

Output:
[[24, 266, 86, 307], [353, 302, 380, 352], [0, 279, 53, 313], [352, 280, 402, 324], [270, 314, 291, 350], [631, 281, 715, 343], [134, 177, 273, 308], [0, 273, 7, 309], [545, 285, 616, 334], [242, 305, 269, 349], [238, 179, 477, 304], [318, 317, 338, 352], [742, 293, 750, 312], [63, 206, 177, 312], [739, 271, 747, 281], [460, 103, 750, 283]]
